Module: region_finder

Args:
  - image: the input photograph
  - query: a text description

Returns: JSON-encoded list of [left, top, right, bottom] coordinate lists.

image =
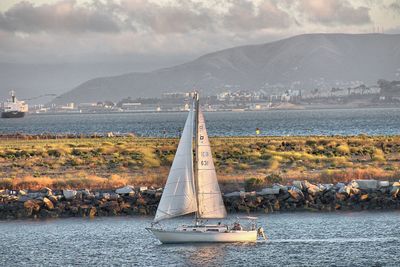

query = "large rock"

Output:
[[335, 183, 346, 190], [292, 181, 303, 190], [320, 184, 334, 191], [335, 193, 347, 201], [288, 186, 304, 201], [120, 202, 132, 213], [17, 195, 30, 202], [339, 185, 359, 196], [102, 193, 111, 200], [138, 186, 148, 192], [304, 181, 320, 195], [79, 189, 91, 197], [18, 189, 28, 196], [245, 191, 257, 197], [116, 185, 135, 195], [48, 195, 58, 204], [39, 209, 58, 218], [27, 192, 41, 199], [350, 180, 378, 190], [89, 207, 97, 218], [0, 189, 10, 196], [109, 193, 119, 201], [378, 181, 390, 188], [391, 187, 399, 197], [40, 187, 53, 196], [63, 189, 77, 200], [23, 200, 41, 216], [224, 191, 241, 197], [392, 181, 400, 187], [43, 197, 54, 210], [257, 185, 281, 195], [273, 201, 280, 211], [100, 201, 121, 215]]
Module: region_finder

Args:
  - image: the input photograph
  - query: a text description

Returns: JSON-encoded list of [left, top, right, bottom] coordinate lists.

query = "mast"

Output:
[[10, 90, 16, 103], [194, 92, 200, 222], [194, 95, 227, 220]]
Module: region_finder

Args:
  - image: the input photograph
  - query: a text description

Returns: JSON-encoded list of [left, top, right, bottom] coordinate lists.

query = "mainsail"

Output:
[[154, 108, 197, 222], [196, 110, 227, 219]]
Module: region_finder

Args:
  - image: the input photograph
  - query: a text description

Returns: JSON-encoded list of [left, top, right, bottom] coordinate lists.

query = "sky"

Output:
[[0, 0, 399, 70]]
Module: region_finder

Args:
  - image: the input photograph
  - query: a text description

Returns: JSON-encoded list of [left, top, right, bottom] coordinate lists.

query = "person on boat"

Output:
[[232, 222, 242, 231]]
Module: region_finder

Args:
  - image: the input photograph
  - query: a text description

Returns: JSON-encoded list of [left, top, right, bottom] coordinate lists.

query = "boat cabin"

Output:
[[177, 225, 229, 233]]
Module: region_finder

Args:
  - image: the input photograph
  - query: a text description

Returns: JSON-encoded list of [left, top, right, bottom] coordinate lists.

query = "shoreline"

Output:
[[25, 105, 400, 116], [1, 180, 399, 220], [1, 135, 399, 220]]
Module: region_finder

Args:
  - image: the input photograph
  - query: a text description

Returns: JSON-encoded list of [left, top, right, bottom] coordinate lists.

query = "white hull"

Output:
[[148, 228, 257, 244]]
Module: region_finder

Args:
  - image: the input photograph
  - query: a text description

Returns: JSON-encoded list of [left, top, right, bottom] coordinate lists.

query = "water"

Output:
[[1, 212, 399, 266], [1, 108, 400, 136]]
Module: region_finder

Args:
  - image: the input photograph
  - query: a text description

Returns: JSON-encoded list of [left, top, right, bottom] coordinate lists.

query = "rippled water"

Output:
[[1, 108, 400, 136], [1, 212, 399, 266]]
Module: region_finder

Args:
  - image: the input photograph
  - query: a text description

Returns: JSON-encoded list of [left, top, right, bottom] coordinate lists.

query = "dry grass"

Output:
[[0, 135, 399, 190]]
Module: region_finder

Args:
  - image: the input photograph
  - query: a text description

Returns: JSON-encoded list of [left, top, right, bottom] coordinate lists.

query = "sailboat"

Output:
[[147, 92, 262, 244]]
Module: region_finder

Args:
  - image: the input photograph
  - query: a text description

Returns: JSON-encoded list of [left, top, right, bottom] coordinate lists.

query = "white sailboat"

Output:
[[147, 93, 264, 244]]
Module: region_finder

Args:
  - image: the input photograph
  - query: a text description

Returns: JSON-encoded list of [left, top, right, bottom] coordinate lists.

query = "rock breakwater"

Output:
[[1, 180, 399, 220]]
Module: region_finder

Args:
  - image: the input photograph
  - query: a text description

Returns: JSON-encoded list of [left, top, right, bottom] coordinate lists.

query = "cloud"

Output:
[[0, 0, 397, 68], [0, 0, 377, 36], [0, 0, 295, 35], [298, 0, 371, 25], [0, 0, 127, 33], [223, 0, 291, 31], [118, 0, 216, 34]]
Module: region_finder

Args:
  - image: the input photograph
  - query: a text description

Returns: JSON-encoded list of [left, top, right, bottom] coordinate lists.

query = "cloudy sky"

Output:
[[0, 0, 399, 70]]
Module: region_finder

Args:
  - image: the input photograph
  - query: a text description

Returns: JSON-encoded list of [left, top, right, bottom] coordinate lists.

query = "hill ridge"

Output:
[[53, 33, 400, 104]]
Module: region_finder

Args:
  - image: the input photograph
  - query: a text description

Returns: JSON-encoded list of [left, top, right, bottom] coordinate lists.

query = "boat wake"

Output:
[[266, 237, 399, 244]]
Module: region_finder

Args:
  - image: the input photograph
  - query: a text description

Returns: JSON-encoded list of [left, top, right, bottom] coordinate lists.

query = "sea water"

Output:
[[1, 108, 400, 136], [1, 212, 399, 266]]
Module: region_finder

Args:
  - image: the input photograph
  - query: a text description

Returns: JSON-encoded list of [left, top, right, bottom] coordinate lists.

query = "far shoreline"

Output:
[[25, 105, 400, 116]]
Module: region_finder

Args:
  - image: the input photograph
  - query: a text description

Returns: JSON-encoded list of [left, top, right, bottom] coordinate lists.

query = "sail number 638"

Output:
[[201, 160, 209, 166]]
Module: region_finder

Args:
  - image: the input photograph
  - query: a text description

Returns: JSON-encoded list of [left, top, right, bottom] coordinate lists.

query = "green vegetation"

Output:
[[0, 135, 399, 190]]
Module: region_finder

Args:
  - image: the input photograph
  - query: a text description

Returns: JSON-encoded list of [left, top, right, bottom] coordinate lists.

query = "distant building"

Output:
[[122, 102, 141, 109], [61, 103, 75, 110], [217, 92, 230, 101], [78, 103, 97, 108], [162, 92, 190, 99]]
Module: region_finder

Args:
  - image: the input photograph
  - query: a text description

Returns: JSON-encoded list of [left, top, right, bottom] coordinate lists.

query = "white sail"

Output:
[[196, 110, 227, 219], [154, 108, 197, 222]]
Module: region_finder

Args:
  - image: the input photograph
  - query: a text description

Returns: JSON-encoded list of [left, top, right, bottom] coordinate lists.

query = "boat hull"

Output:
[[148, 228, 258, 244], [1, 111, 25, 118]]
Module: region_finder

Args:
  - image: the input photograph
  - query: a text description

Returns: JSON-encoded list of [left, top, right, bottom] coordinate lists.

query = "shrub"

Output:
[[48, 149, 62, 157], [267, 156, 281, 170], [0, 178, 13, 189], [336, 144, 350, 154], [306, 140, 317, 146], [264, 173, 282, 185], [372, 149, 385, 162], [237, 163, 250, 170], [244, 177, 264, 192]]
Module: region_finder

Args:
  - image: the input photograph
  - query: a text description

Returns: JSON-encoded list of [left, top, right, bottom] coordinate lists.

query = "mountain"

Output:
[[53, 33, 400, 104], [0, 62, 147, 105]]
